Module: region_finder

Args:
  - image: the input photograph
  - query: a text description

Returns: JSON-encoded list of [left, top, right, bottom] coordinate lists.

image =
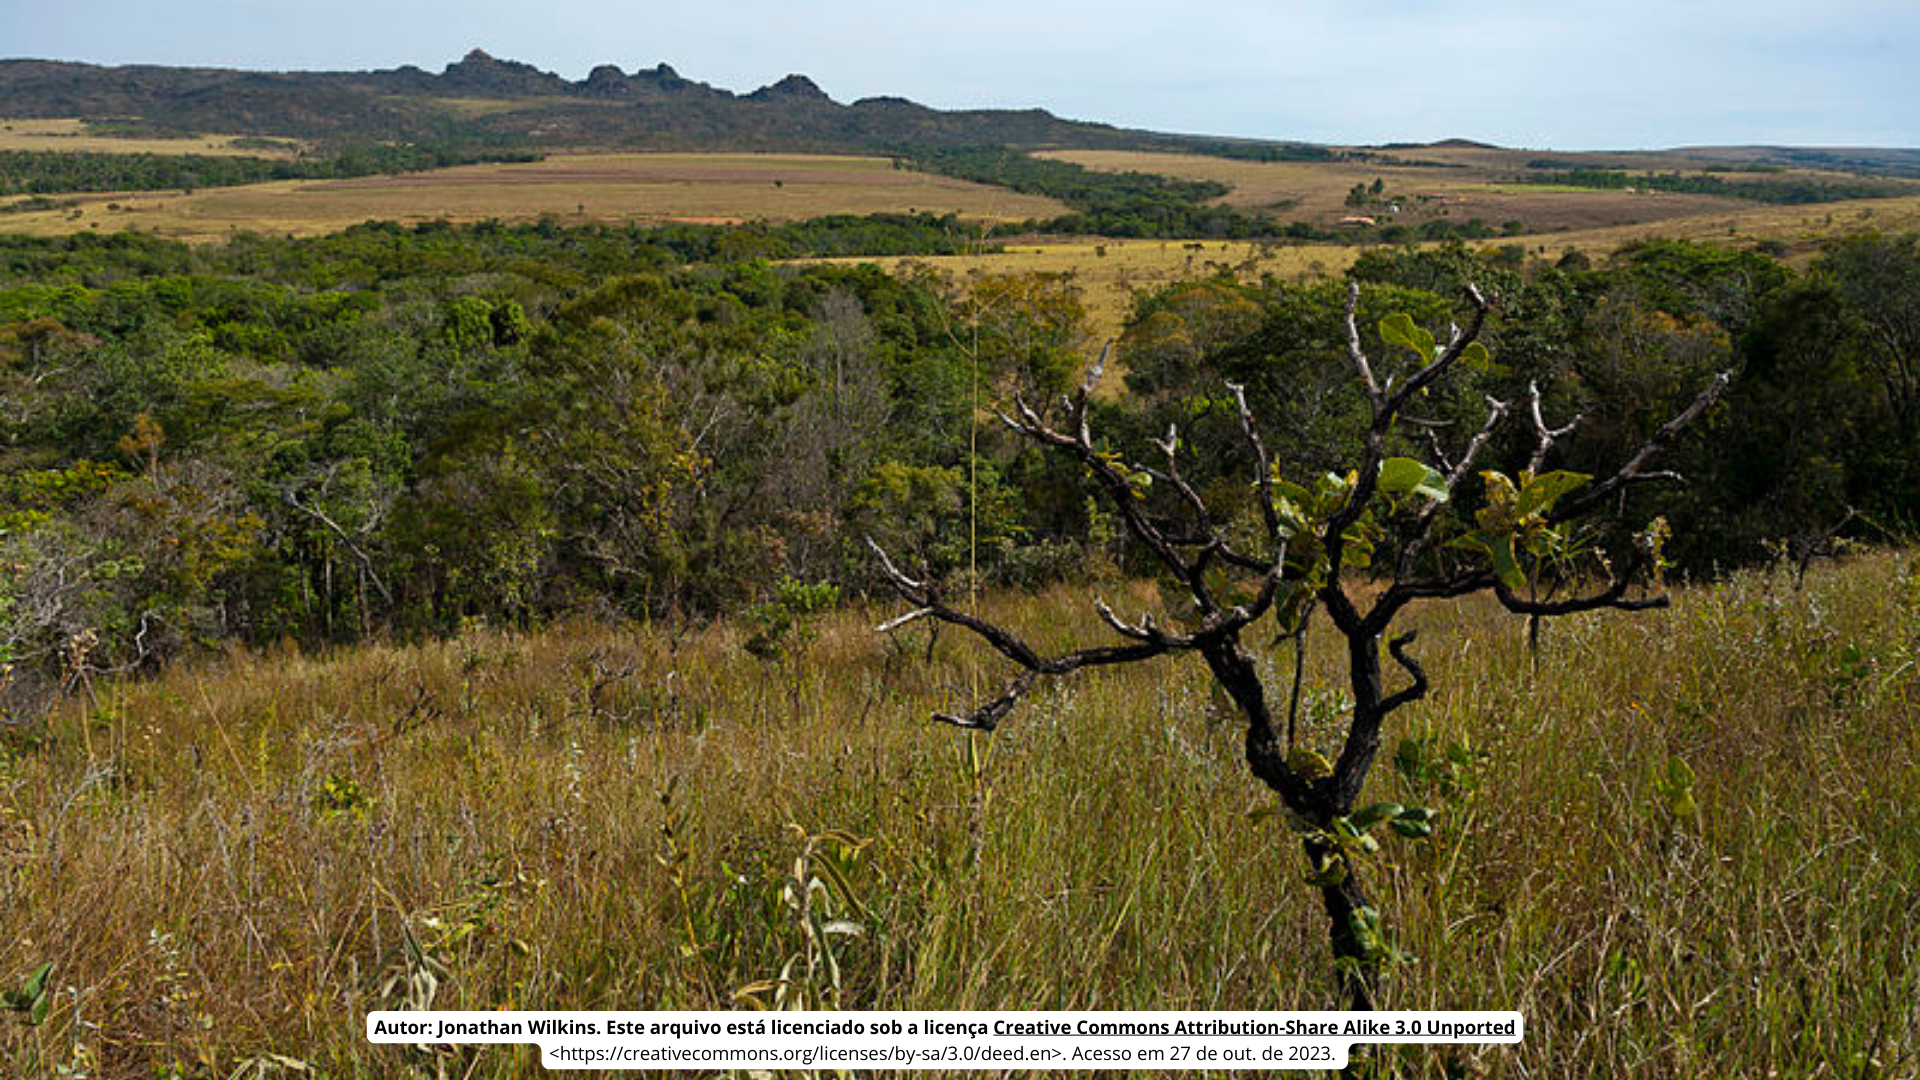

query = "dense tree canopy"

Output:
[[1, 222, 1913, 722]]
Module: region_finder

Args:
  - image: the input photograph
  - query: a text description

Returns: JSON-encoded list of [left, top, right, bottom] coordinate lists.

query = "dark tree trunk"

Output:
[[1205, 634, 1384, 1013], [1308, 837, 1379, 1013]]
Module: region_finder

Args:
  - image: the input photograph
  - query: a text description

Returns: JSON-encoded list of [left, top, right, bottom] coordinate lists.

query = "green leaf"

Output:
[[1482, 469, 1519, 507], [1517, 470, 1590, 519], [1486, 536, 1524, 589], [1272, 581, 1312, 634], [1389, 819, 1433, 839], [20, 962, 50, 1003], [1350, 802, 1405, 830], [1312, 470, 1355, 516], [1273, 478, 1313, 506], [1341, 525, 1374, 569], [1304, 855, 1348, 888], [1448, 529, 1525, 589], [1665, 755, 1695, 789], [1378, 312, 1435, 359], [1460, 340, 1494, 373], [1287, 747, 1334, 781], [1378, 457, 1448, 502]]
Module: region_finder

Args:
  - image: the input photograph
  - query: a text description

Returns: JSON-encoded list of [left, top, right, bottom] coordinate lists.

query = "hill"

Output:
[[0, 49, 1164, 153]]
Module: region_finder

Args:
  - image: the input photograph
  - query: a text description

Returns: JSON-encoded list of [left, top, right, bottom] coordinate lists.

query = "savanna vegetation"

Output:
[[905, 148, 1313, 239], [0, 545, 1914, 1078], [2, 222, 1916, 729], [1513, 167, 1909, 206], [0, 145, 544, 197], [0, 197, 1917, 1077]]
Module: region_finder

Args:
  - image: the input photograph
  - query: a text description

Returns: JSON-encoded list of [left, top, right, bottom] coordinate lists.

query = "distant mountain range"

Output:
[[4, 52, 1916, 178], [0, 50, 1186, 153]]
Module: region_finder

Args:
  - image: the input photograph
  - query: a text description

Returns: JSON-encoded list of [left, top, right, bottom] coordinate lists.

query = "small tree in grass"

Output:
[[869, 282, 1729, 1011]]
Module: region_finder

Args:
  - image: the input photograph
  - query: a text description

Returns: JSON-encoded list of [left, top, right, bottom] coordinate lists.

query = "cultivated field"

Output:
[[0, 552, 1913, 1078], [0, 117, 303, 157], [0, 152, 1069, 241]]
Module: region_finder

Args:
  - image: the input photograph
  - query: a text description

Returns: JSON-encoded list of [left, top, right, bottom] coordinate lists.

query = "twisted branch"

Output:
[[1559, 370, 1732, 519]]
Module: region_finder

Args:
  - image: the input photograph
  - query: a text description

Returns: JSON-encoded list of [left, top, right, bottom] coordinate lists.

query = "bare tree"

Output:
[[870, 283, 1729, 1010]]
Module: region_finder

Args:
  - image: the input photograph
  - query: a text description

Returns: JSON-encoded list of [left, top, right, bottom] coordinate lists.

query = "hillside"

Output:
[[0, 50, 1165, 152], [2, 551, 1914, 1077]]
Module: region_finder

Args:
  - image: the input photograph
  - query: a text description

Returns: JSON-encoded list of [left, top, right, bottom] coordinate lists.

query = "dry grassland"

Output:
[[1514, 194, 1920, 262], [0, 117, 303, 157], [814, 192, 1920, 342], [1, 552, 1914, 1079], [815, 238, 1358, 340], [0, 152, 1069, 241], [1039, 148, 1753, 232]]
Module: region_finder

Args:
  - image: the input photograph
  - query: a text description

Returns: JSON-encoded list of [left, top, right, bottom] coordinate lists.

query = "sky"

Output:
[[5, 1, 1916, 149]]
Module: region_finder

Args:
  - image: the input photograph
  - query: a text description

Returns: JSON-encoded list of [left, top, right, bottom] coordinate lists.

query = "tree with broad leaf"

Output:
[[868, 281, 1729, 1012]]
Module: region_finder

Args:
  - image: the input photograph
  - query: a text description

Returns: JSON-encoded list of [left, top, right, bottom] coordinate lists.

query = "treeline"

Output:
[[0, 212, 990, 286], [2, 219, 1917, 721], [1162, 139, 1342, 164], [0, 144, 544, 196], [0, 219, 1047, 715], [908, 147, 1298, 238], [1515, 168, 1909, 205], [907, 147, 1517, 242]]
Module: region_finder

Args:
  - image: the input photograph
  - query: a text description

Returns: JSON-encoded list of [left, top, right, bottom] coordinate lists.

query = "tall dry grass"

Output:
[[0, 553, 1915, 1078]]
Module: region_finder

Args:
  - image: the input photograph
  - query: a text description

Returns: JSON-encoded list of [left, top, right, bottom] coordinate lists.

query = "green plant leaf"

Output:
[[1389, 819, 1433, 839], [1303, 853, 1348, 888], [1449, 529, 1525, 589], [1665, 755, 1695, 790], [1379, 312, 1435, 359], [20, 962, 50, 1004], [1378, 457, 1448, 502], [1517, 470, 1590, 519], [4, 962, 51, 1023], [1287, 747, 1334, 781], [1350, 802, 1405, 830], [1460, 340, 1494, 373]]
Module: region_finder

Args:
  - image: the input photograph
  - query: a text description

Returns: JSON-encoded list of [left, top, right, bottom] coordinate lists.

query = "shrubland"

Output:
[[0, 218, 1917, 1076], [0, 551, 1913, 1077]]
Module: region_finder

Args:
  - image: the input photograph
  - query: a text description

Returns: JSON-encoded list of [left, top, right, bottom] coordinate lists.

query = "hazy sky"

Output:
[[6, 1, 1916, 149]]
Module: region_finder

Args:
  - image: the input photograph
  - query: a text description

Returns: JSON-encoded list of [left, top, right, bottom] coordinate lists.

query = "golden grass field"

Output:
[[1039, 148, 1920, 239], [1, 549, 1914, 1078], [816, 239, 1359, 340], [0, 117, 303, 158], [1037, 148, 1753, 231], [0, 152, 1069, 241], [813, 193, 1920, 343], [1521, 194, 1920, 258]]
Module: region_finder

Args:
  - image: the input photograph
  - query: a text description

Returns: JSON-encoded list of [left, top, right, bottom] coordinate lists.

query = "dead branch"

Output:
[[1525, 380, 1581, 473], [1560, 370, 1732, 518]]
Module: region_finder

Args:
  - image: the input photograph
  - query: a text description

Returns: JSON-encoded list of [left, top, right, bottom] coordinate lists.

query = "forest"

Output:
[[0, 145, 543, 197], [2, 220, 1914, 728], [1514, 167, 1908, 205]]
